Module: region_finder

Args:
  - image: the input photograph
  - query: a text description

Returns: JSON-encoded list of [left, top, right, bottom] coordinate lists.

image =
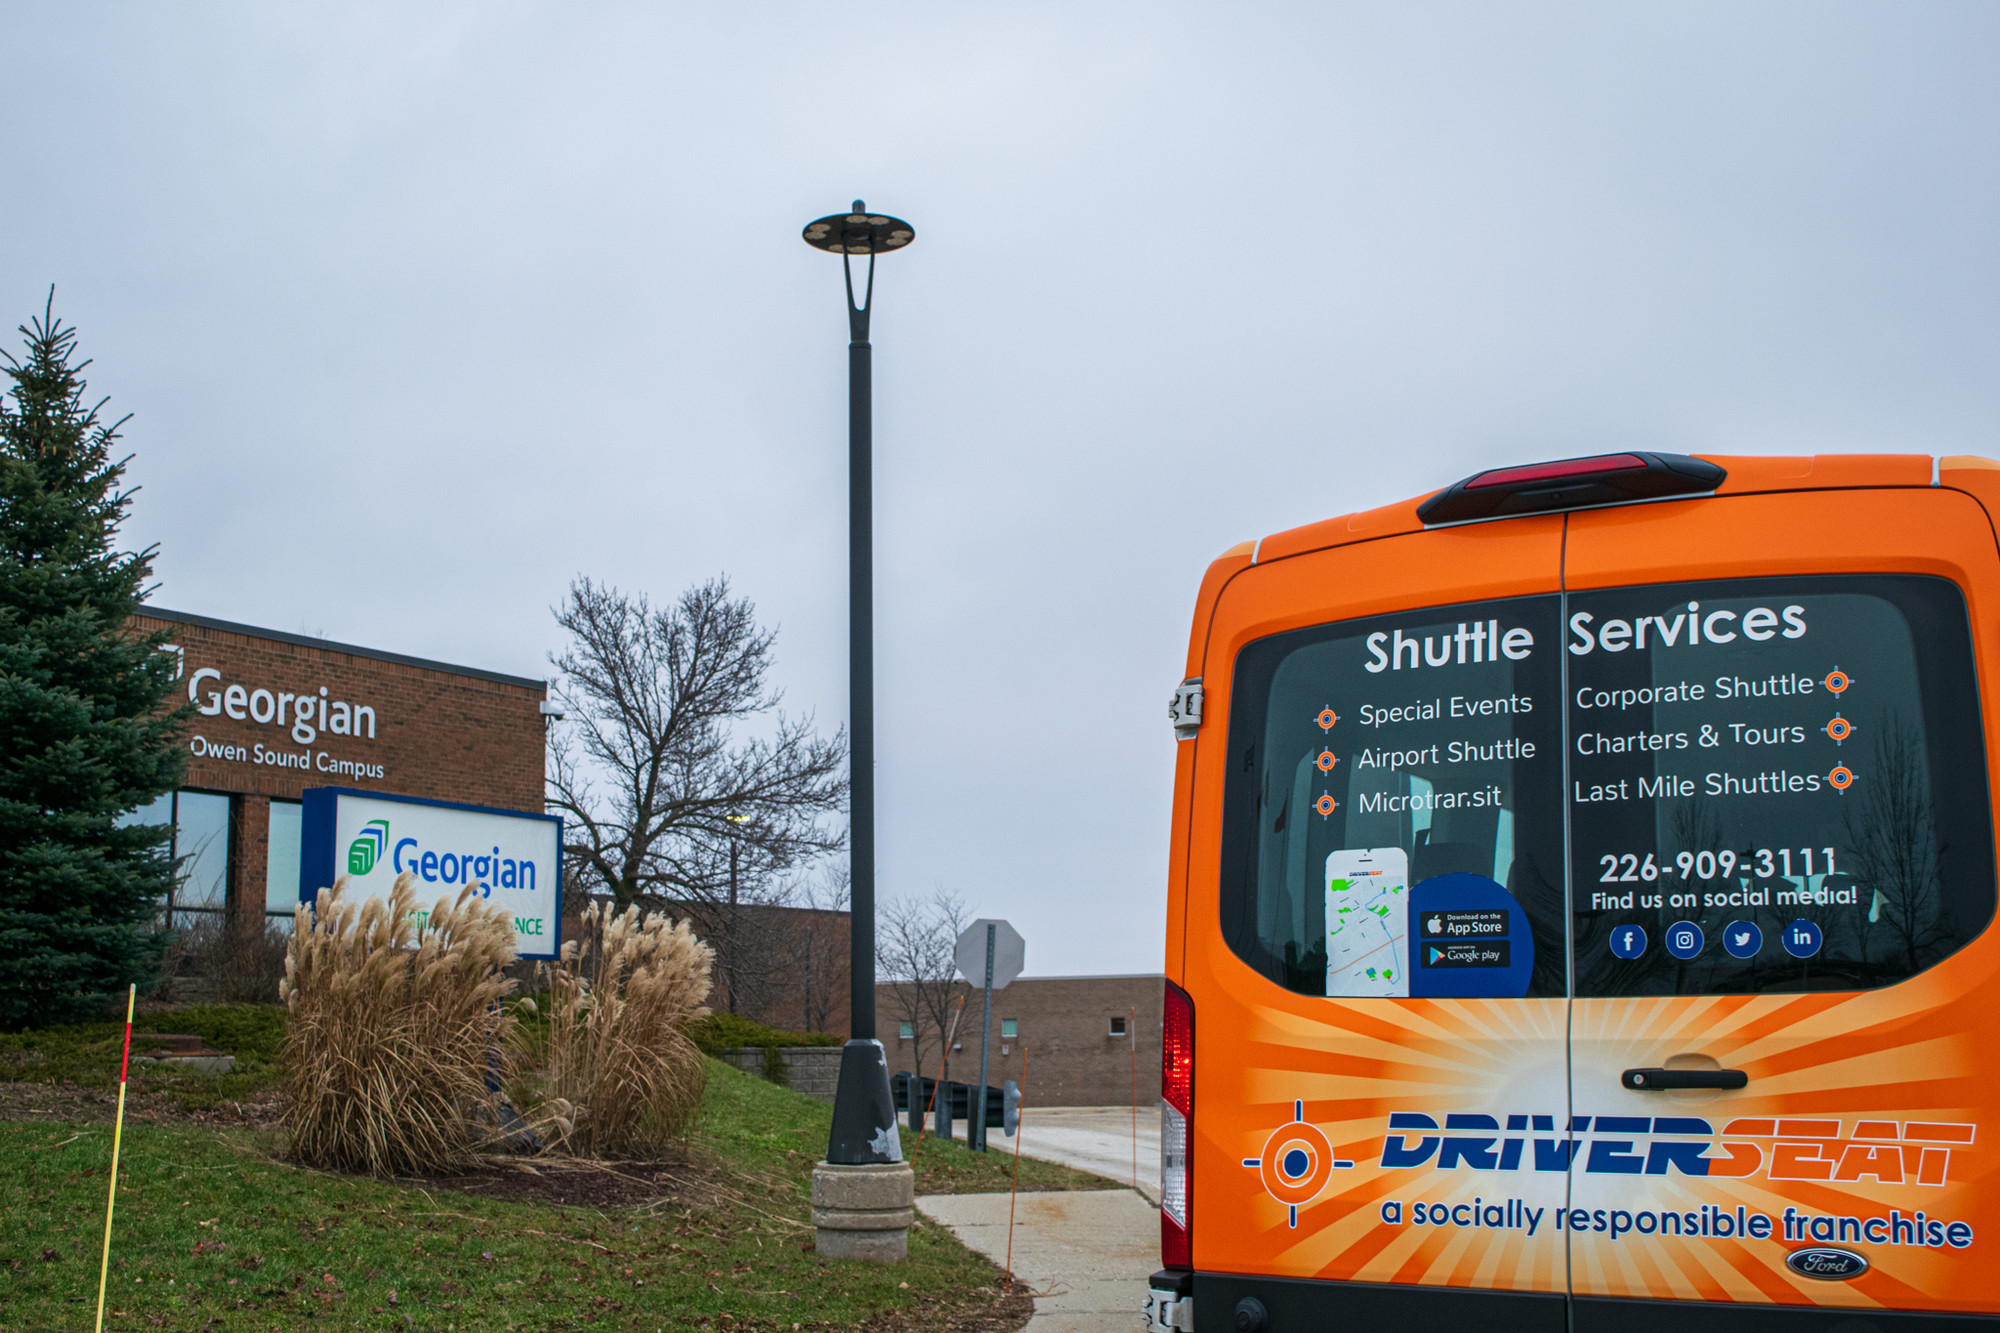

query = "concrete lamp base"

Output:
[[811, 1161, 916, 1262]]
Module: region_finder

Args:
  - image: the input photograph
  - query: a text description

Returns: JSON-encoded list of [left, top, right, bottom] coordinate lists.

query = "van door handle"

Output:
[[1622, 1067, 1748, 1090]]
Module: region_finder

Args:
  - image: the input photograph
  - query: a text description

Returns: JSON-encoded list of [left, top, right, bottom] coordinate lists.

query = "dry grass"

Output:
[[517, 901, 714, 1156], [279, 873, 518, 1175], [157, 914, 290, 1005]]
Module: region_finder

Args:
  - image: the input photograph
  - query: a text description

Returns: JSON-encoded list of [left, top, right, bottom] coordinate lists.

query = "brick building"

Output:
[[128, 607, 549, 930], [566, 896, 853, 1037], [700, 900, 851, 1037], [879, 973, 1162, 1108]]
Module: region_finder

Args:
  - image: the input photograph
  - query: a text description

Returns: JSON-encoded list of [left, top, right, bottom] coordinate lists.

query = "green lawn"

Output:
[[0, 1057, 1117, 1331]]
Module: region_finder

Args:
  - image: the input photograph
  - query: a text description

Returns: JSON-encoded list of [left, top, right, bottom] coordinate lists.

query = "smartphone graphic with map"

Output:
[[1324, 847, 1410, 997]]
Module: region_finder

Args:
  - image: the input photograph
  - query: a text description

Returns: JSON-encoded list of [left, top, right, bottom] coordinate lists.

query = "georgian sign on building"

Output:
[[183, 662, 388, 781], [136, 607, 548, 804], [129, 606, 551, 931]]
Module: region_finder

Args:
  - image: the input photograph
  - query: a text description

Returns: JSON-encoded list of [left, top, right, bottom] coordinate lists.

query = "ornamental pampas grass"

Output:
[[280, 873, 518, 1175], [522, 901, 713, 1156]]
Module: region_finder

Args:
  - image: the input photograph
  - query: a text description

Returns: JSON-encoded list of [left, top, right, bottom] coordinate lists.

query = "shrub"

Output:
[[0, 1003, 285, 1089], [158, 915, 289, 1005], [688, 1012, 845, 1056], [518, 901, 712, 1156], [279, 874, 517, 1175], [143, 1002, 287, 1063]]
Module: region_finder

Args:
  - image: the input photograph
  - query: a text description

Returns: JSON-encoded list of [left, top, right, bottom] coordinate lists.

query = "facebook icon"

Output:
[[1609, 924, 1648, 959]]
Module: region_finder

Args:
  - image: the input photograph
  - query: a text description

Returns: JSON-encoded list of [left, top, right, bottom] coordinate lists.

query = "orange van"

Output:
[[1146, 453, 2000, 1333]]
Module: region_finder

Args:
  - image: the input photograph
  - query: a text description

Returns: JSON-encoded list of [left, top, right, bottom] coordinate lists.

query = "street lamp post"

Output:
[[724, 812, 749, 1014], [802, 200, 918, 1262]]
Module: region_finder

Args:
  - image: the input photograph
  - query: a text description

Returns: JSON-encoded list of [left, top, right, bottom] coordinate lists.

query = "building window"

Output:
[[1000, 1019, 1017, 1039], [266, 800, 302, 929], [121, 790, 230, 925], [1109, 1015, 1128, 1037], [898, 1021, 914, 1040]]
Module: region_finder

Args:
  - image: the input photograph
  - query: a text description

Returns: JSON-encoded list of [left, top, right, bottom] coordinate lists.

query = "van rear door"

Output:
[[1190, 517, 1573, 1327], [1560, 486, 2000, 1326]]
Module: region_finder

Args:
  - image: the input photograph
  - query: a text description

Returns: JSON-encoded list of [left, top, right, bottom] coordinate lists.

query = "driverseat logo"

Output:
[[1378, 1112, 1974, 1186], [348, 819, 389, 875], [1241, 1099, 1355, 1226]]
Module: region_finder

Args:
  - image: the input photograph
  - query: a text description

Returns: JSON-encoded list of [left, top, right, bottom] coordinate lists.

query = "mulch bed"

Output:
[[413, 1154, 713, 1210]]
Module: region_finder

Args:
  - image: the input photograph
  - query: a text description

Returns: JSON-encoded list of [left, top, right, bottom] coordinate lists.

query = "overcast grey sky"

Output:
[[6, 4, 1997, 975]]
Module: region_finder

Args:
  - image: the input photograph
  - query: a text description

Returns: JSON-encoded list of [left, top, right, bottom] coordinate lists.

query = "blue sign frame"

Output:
[[300, 786, 564, 959]]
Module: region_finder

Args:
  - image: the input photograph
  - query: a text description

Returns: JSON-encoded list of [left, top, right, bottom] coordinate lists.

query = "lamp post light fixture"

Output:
[[801, 200, 919, 1261]]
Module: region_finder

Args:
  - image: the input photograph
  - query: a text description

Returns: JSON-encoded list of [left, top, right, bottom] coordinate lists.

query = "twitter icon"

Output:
[[1723, 920, 1763, 959]]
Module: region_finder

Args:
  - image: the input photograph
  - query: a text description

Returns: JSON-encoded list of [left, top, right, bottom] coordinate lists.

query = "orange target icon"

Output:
[[1315, 750, 1339, 773], [1825, 715, 1854, 745], [1824, 669, 1851, 695], [1829, 765, 1855, 791], [1242, 1100, 1352, 1228], [1316, 707, 1340, 731], [1315, 794, 1338, 818]]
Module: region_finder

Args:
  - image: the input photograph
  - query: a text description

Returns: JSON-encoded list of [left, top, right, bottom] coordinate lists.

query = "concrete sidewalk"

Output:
[[1007, 1105, 1161, 1205], [919, 1189, 1156, 1333]]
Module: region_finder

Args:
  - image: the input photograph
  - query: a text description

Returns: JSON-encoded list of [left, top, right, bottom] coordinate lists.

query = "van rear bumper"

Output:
[[1191, 1273, 1565, 1332], [1188, 1275, 2000, 1333]]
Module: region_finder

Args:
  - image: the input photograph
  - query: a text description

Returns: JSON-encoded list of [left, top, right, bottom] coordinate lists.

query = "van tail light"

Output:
[[1160, 978, 1194, 1269], [1416, 451, 1724, 526]]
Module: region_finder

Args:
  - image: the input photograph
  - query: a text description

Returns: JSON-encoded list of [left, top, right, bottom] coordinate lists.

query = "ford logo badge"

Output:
[[1785, 1247, 1869, 1281]]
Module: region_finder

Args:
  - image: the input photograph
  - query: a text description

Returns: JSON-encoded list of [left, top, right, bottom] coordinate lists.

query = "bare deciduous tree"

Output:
[[1848, 719, 1950, 976], [879, 888, 969, 1088], [783, 864, 852, 1034], [547, 577, 848, 1009]]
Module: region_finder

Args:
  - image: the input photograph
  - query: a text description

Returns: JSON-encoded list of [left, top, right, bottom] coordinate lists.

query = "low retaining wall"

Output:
[[720, 1046, 843, 1103]]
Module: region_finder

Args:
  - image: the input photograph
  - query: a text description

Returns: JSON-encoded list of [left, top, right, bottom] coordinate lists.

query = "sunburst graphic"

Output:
[[1208, 995, 1570, 1292], [1197, 970, 1996, 1314], [1566, 984, 1987, 1312]]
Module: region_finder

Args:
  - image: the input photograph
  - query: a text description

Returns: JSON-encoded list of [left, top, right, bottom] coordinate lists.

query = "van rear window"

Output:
[[1566, 575, 1993, 996], [1217, 576, 1995, 1000], [1219, 595, 1570, 999]]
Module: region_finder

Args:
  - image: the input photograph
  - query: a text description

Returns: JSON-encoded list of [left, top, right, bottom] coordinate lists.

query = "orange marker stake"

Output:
[[94, 983, 137, 1333], [1130, 1005, 1138, 1192]]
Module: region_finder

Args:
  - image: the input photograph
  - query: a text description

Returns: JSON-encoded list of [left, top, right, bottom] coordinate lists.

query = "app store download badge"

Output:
[[1723, 920, 1763, 959], [1608, 924, 1647, 959], [1665, 921, 1704, 960]]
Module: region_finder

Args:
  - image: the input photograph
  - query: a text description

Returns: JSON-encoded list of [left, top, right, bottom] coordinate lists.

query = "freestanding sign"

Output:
[[954, 919, 1024, 992], [299, 787, 563, 961], [954, 918, 1025, 1150]]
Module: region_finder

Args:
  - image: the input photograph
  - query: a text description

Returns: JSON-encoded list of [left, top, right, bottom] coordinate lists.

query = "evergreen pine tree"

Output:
[[0, 297, 185, 1028]]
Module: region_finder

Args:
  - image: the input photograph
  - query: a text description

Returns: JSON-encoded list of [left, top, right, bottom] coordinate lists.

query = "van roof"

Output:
[[1238, 452, 1990, 568]]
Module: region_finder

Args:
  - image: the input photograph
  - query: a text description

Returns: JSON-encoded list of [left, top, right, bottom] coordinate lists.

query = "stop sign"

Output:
[[954, 919, 1025, 990]]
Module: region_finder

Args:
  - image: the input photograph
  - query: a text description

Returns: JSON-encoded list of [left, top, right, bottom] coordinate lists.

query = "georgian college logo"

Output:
[[347, 819, 390, 875]]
